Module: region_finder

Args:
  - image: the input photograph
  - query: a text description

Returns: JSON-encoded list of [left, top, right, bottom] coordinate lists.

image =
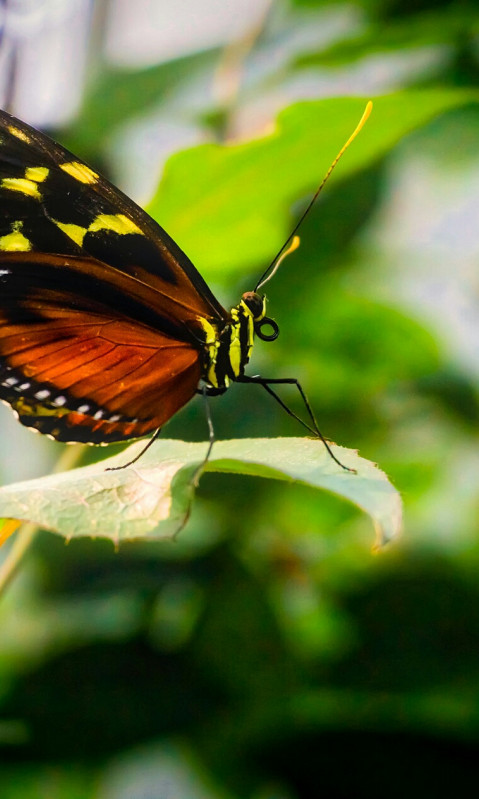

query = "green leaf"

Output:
[[148, 89, 479, 277], [0, 438, 401, 549]]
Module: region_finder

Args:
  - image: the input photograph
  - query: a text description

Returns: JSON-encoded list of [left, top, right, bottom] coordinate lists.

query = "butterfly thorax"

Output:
[[197, 291, 267, 390]]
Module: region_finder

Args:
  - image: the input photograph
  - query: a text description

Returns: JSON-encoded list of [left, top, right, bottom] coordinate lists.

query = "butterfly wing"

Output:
[[0, 110, 224, 443], [0, 109, 227, 323], [0, 253, 202, 443]]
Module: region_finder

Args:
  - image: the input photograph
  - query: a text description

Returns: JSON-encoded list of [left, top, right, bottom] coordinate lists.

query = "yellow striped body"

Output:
[[197, 296, 266, 390]]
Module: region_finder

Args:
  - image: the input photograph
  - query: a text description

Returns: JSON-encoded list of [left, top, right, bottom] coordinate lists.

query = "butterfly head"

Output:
[[241, 291, 279, 342]]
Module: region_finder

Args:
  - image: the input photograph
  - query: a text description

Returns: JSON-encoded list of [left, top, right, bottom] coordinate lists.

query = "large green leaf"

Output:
[[0, 438, 401, 549], [148, 89, 479, 276]]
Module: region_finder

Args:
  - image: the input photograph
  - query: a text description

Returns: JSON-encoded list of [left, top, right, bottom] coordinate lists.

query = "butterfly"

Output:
[[0, 104, 371, 467]]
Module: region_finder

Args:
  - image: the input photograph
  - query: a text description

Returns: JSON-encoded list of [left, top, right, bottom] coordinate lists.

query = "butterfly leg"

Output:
[[237, 375, 355, 472], [106, 426, 163, 471], [190, 384, 217, 487], [107, 384, 221, 474]]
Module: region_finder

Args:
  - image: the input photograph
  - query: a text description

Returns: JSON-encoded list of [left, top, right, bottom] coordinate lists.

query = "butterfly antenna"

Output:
[[255, 100, 372, 292]]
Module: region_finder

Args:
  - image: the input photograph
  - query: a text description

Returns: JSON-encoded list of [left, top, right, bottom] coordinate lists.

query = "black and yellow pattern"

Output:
[[0, 110, 271, 444]]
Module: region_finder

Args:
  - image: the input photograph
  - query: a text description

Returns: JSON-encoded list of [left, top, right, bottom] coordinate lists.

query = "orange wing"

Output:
[[0, 253, 203, 443]]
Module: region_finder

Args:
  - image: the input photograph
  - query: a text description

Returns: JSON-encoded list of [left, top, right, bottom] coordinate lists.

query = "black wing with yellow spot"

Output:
[[0, 110, 226, 321], [0, 109, 225, 443]]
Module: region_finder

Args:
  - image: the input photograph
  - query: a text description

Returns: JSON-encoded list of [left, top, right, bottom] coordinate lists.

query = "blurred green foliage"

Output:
[[1, 0, 479, 797]]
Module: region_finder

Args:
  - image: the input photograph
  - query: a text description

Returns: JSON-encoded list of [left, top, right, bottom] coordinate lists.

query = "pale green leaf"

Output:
[[0, 438, 402, 549]]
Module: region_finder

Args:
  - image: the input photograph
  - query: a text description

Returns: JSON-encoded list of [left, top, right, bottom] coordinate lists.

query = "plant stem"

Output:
[[0, 445, 86, 596]]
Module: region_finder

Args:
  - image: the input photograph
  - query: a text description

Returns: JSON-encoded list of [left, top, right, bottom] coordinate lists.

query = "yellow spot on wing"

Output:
[[60, 161, 99, 184], [25, 166, 49, 182], [53, 220, 87, 247], [8, 125, 30, 143], [88, 213, 142, 236], [15, 398, 69, 418], [1, 177, 41, 200], [0, 228, 31, 251]]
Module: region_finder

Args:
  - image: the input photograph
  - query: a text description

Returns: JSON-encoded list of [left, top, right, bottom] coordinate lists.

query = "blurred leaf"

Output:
[[251, 684, 479, 745], [0, 765, 95, 799], [296, 8, 479, 67], [0, 438, 401, 548], [149, 90, 479, 276], [96, 740, 231, 799], [0, 565, 145, 684], [0, 720, 27, 745], [285, 295, 441, 399], [415, 370, 479, 427]]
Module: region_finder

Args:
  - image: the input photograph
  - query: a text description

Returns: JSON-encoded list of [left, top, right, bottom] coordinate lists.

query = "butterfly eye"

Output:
[[241, 291, 264, 319], [255, 316, 279, 342]]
